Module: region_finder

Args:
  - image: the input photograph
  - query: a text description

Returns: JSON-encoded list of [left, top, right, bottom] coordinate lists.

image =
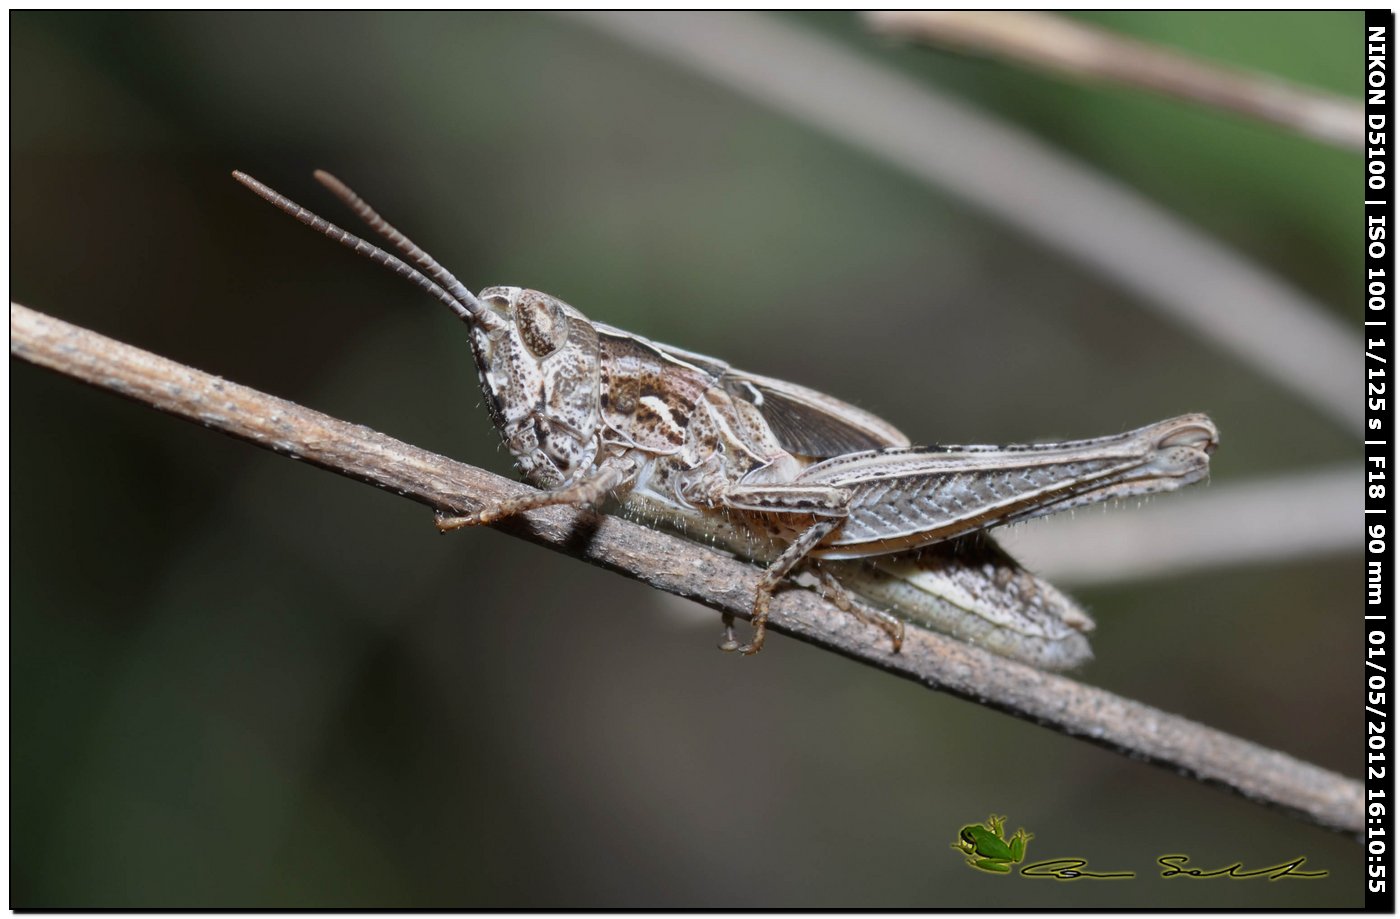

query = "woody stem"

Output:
[[10, 301, 1364, 838]]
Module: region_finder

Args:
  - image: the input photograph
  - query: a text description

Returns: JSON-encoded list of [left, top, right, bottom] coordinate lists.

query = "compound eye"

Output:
[[516, 291, 569, 357]]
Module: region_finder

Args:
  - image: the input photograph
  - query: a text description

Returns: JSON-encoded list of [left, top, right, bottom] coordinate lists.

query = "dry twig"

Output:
[[10, 301, 1363, 837], [865, 11, 1363, 152]]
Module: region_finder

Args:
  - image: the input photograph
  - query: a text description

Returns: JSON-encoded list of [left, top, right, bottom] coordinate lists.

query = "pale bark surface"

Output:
[[11, 301, 1364, 837]]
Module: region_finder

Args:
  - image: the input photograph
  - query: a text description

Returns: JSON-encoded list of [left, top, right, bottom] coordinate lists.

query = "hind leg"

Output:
[[812, 566, 904, 653]]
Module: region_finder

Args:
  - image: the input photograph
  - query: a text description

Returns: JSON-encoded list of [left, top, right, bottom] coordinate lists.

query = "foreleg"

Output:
[[435, 460, 632, 531]]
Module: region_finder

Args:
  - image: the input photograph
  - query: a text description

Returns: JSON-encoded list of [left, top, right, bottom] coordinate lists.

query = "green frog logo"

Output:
[[952, 814, 1033, 874]]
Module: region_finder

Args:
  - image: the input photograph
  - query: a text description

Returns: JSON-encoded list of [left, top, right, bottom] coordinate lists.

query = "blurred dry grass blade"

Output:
[[865, 11, 1363, 151], [9, 301, 1364, 836], [567, 12, 1360, 433], [1000, 463, 1359, 585]]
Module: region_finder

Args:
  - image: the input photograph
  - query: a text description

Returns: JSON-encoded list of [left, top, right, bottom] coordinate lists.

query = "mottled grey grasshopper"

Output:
[[234, 170, 1218, 667]]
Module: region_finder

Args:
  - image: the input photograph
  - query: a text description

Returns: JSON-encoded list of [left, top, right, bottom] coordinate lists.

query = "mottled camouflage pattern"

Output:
[[235, 170, 1218, 666]]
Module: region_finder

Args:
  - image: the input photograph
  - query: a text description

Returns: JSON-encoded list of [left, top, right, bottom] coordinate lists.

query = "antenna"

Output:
[[312, 170, 485, 319], [231, 171, 502, 330]]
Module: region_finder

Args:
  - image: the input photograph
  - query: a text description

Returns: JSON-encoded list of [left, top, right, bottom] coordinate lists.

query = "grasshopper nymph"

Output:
[[233, 170, 1218, 664]]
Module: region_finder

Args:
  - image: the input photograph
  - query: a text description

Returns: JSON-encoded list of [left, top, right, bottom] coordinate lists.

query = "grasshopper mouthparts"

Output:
[[236, 168, 1220, 668]]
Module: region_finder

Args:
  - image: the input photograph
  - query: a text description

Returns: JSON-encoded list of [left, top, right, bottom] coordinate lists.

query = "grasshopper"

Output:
[[233, 170, 1218, 665]]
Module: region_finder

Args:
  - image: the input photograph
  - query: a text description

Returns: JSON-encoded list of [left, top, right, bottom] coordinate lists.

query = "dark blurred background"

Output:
[[12, 11, 1361, 907]]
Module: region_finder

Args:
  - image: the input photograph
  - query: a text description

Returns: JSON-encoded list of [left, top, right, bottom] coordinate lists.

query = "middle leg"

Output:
[[718, 481, 852, 655], [732, 517, 842, 656]]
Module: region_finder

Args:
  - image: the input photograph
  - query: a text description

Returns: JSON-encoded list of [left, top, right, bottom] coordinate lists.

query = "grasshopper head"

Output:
[[229, 172, 608, 489], [472, 286, 604, 488]]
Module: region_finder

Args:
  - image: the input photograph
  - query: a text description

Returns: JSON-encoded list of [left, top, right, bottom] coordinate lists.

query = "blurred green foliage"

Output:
[[12, 11, 1361, 907]]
